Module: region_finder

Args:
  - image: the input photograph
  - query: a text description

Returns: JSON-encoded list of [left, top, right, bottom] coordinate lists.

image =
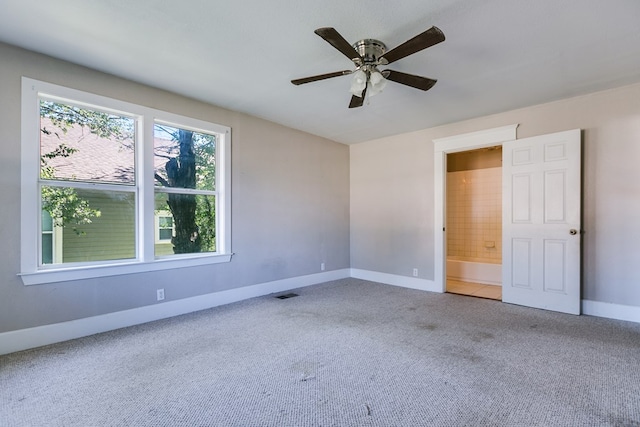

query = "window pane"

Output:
[[41, 210, 53, 232], [40, 100, 135, 185], [153, 123, 216, 191], [159, 217, 173, 228], [155, 192, 216, 255], [41, 233, 53, 264], [158, 228, 173, 241], [41, 186, 136, 264]]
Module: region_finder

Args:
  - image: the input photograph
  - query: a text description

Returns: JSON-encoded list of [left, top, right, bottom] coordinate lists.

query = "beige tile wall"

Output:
[[446, 167, 502, 262]]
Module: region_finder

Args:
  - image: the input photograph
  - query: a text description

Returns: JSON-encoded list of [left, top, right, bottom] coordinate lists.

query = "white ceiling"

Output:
[[2, 0, 640, 144]]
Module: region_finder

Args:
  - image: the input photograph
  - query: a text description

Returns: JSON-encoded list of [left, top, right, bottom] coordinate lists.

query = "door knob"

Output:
[[569, 229, 578, 235]]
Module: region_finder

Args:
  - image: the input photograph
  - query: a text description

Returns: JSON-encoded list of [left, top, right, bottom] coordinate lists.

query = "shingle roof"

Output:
[[40, 119, 175, 184]]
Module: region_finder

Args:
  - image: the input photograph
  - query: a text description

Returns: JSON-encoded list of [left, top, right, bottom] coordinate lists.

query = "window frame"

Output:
[[20, 77, 232, 285]]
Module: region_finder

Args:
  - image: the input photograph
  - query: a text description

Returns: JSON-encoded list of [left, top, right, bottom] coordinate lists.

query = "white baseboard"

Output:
[[350, 269, 440, 292], [350, 269, 640, 325], [0, 269, 350, 356], [3, 270, 638, 356], [582, 300, 640, 323]]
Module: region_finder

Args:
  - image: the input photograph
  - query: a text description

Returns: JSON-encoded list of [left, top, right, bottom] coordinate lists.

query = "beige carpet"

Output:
[[1, 278, 639, 426]]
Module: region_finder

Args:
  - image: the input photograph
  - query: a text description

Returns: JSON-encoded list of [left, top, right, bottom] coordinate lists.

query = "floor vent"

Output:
[[275, 293, 299, 300]]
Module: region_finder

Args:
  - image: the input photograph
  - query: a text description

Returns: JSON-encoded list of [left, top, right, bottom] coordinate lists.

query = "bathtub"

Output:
[[447, 256, 502, 286]]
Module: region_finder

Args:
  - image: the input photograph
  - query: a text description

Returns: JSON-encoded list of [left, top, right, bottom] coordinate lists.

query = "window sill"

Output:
[[19, 253, 233, 286]]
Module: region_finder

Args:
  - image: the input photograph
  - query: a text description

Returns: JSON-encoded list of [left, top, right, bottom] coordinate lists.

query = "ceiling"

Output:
[[2, 0, 640, 145]]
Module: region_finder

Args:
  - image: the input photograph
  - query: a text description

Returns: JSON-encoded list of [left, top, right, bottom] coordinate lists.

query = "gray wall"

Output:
[[3, 39, 639, 336], [351, 83, 640, 307], [0, 42, 350, 333]]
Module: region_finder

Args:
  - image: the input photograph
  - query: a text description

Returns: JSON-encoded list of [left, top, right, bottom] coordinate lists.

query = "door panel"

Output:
[[512, 174, 532, 222], [512, 238, 532, 288], [544, 170, 566, 222], [503, 129, 581, 314], [543, 239, 566, 293]]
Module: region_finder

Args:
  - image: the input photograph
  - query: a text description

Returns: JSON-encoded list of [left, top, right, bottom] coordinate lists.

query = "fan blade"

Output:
[[291, 70, 352, 85], [314, 27, 362, 62], [349, 86, 367, 108], [379, 26, 445, 65], [383, 70, 437, 91]]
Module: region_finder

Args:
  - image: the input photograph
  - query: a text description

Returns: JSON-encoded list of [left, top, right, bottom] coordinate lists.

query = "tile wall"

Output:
[[446, 167, 502, 262]]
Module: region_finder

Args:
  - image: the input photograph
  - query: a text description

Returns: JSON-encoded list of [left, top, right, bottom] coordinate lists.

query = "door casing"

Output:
[[433, 125, 519, 293]]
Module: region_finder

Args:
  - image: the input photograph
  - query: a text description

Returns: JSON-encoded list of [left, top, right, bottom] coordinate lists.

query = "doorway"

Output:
[[432, 124, 519, 296], [445, 146, 503, 301], [434, 126, 582, 315]]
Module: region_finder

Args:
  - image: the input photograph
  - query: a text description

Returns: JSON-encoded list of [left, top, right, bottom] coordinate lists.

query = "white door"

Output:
[[502, 129, 581, 314]]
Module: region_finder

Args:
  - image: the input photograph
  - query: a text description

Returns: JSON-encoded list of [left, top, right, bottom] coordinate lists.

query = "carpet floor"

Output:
[[1, 278, 639, 426]]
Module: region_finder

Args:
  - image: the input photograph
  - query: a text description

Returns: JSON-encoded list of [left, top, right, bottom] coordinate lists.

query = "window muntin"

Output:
[[21, 78, 232, 284]]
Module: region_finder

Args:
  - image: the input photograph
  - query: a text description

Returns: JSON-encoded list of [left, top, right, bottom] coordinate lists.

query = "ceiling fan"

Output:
[[291, 26, 445, 108]]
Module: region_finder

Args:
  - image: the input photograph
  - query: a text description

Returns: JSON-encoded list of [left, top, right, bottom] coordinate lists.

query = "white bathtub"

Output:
[[447, 256, 502, 286]]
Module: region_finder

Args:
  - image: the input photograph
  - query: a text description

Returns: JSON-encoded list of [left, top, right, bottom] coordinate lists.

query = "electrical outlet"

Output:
[[321, 262, 325, 271], [413, 268, 418, 277], [157, 288, 165, 301]]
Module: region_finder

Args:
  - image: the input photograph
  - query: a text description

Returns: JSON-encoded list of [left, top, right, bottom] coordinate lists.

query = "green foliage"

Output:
[[38, 101, 218, 254], [154, 125, 217, 254], [40, 101, 134, 142], [41, 185, 101, 235], [195, 195, 216, 252], [40, 143, 77, 161], [192, 134, 217, 252], [39, 100, 133, 234], [154, 125, 216, 190], [194, 134, 216, 190]]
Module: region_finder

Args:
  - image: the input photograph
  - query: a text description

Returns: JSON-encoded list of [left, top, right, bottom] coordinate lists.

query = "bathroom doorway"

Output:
[[434, 125, 582, 313], [445, 147, 502, 300], [432, 124, 518, 300]]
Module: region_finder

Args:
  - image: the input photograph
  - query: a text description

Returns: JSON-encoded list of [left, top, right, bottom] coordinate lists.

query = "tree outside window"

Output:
[[39, 101, 219, 264]]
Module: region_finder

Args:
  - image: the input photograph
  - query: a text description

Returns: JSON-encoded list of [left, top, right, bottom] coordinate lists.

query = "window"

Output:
[[21, 78, 232, 285], [156, 211, 175, 243], [155, 210, 175, 257], [41, 210, 62, 264], [153, 123, 218, 255]]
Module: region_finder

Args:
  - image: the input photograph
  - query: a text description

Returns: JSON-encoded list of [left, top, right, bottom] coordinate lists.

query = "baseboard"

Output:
[[350, 269, 440, 292], [350, 270, 640, 324], [3, 270, 637, 355], [582, 300, 640, 323], [0, 269, 350, 356]]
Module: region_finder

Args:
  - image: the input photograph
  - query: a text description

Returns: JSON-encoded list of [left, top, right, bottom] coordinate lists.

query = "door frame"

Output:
[[433, 124, 519, 293]]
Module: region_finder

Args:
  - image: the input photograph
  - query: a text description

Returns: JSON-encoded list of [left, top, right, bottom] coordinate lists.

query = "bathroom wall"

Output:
[[446, 149, 501, 262]]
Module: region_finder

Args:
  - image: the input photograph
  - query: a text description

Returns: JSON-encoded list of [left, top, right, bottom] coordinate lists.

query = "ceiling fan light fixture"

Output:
[[368, 69, 387, 97], [349, 69, 367, 96], [292, 26, 445, 108]]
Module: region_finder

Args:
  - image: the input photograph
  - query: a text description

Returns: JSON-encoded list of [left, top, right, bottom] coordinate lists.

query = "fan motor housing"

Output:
[[352, 39, 387, 65]]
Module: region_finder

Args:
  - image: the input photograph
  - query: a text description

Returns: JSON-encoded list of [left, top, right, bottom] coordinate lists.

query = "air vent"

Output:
[[275, 293, 299, 300]]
